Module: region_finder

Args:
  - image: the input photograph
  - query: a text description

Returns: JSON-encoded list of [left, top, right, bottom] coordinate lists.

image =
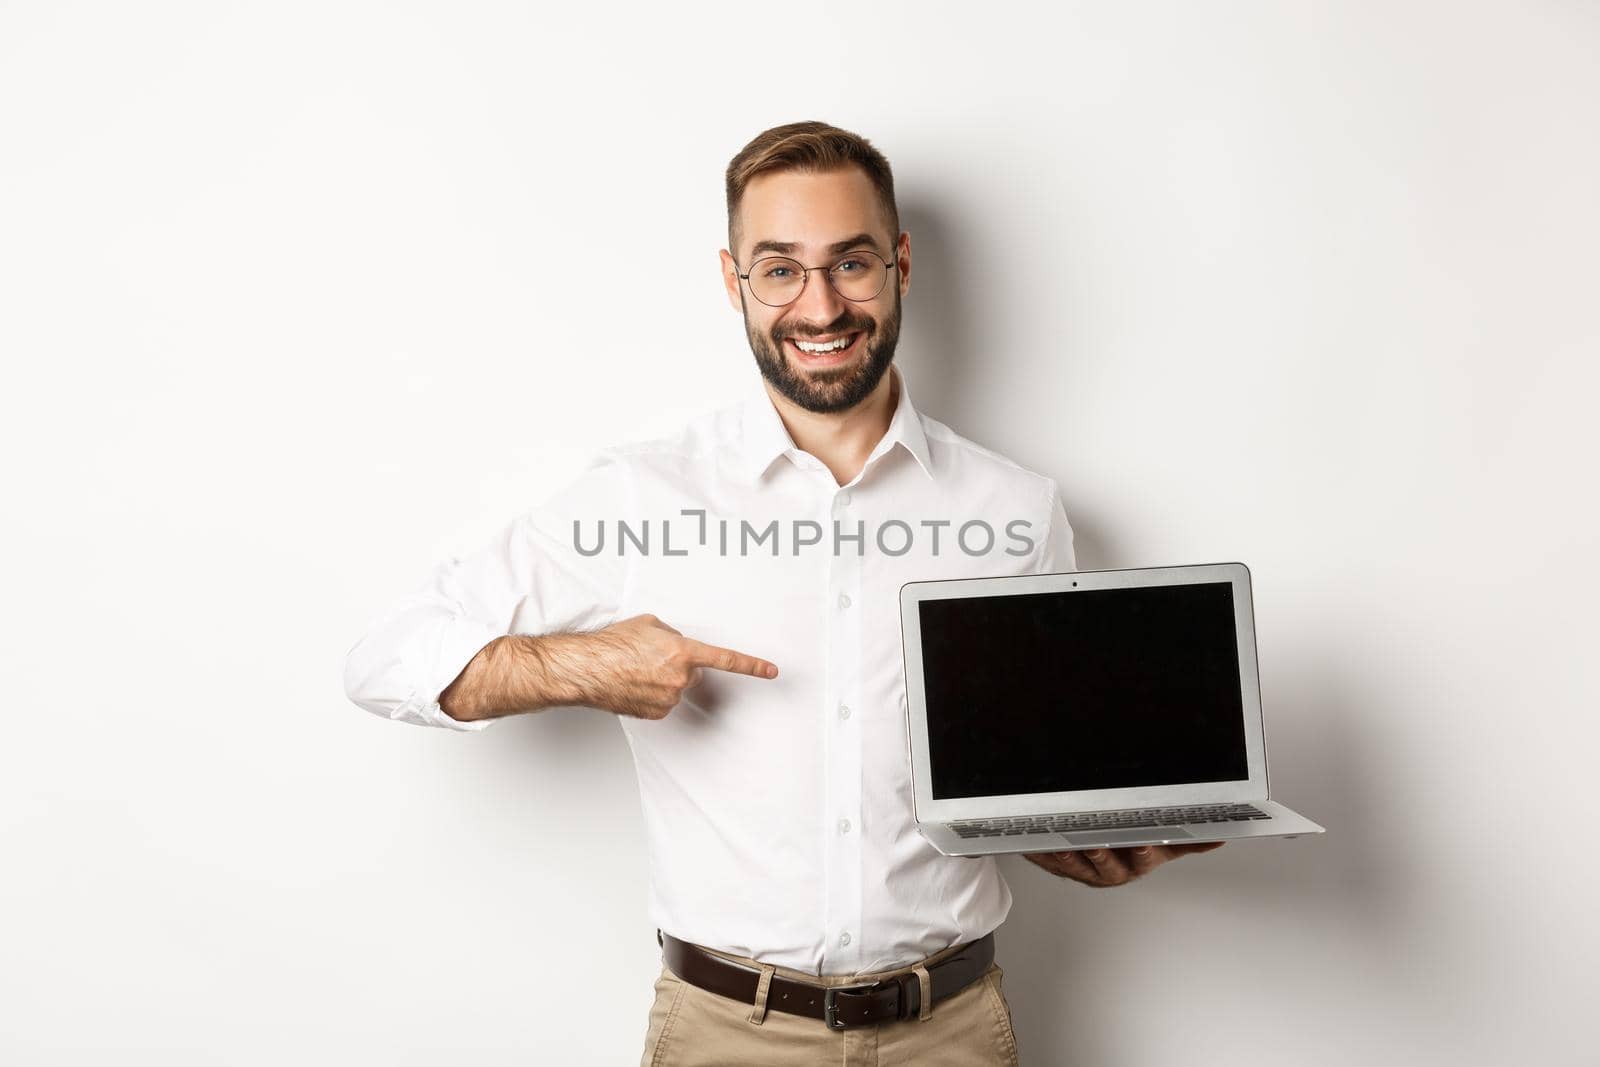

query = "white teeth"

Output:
[[793, 334, 854, 353]]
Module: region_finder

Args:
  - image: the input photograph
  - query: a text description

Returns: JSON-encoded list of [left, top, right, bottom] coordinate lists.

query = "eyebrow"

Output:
[[747, 232, 884, 260]]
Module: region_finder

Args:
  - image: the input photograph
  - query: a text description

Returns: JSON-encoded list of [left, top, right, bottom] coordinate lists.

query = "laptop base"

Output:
[[917, 798, 1325, 857]]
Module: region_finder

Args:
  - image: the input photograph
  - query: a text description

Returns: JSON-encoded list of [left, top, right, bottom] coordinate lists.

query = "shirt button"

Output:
[[838, 491, 852, 505], [838, 703, 851, 720], [838, 817, 852, 835], [838, 593, 851, 609], [839, 931, 852, 947]]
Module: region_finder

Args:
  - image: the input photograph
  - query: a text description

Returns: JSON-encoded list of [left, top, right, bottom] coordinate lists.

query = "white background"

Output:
[[3, 2, 1596, 1064]]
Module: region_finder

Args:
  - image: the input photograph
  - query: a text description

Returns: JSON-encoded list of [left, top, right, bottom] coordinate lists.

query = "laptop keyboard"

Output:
[[949, 802, 1269, 839]]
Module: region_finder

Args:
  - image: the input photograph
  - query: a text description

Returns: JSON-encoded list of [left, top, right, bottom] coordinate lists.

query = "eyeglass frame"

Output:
[[735, 247, 898, 307]]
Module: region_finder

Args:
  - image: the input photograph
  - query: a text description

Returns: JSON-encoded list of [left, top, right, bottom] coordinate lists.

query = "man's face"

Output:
[[720, 167, 910, 414]]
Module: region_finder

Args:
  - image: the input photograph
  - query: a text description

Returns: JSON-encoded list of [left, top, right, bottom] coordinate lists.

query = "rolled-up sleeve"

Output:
[[342, 452, 632, 730], [1035, 480, 1078, 574]]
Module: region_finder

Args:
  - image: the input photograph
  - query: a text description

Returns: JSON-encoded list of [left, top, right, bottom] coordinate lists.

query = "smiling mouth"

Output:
[[784, 331, 865, 366]]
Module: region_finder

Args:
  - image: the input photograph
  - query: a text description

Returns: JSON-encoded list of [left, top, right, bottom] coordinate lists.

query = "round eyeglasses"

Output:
[[737, 249, 896, 307]]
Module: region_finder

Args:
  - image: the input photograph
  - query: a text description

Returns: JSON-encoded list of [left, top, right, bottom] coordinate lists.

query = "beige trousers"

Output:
[[638, 936, 1021, 1067]]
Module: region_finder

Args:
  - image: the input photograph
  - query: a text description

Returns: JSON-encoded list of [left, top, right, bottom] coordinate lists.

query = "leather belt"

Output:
[[657, 929, 995, 1030]]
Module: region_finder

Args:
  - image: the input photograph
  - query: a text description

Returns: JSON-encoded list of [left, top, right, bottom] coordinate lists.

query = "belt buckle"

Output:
[[823, 981, 884, 1031]]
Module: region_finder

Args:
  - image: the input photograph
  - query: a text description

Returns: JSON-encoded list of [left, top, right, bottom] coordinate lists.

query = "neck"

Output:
[[765, 366, 899, 488]]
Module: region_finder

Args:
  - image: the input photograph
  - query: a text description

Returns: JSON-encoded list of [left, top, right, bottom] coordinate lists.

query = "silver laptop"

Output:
[[898, 562, 1325, 856]]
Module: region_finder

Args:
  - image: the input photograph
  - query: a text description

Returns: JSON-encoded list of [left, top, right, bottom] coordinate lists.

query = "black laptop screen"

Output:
[[917, 581, 1250, 800]]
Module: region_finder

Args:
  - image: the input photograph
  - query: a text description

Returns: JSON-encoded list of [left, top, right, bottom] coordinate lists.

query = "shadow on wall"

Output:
[[897, 193, 987, 431], [993, 654, 1404, 1063], [898, 192, 1109, 571]]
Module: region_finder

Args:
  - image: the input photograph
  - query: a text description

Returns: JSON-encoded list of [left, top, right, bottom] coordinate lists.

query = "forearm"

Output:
[[439, 633, 592, 722], [436, 613, 769, 724]]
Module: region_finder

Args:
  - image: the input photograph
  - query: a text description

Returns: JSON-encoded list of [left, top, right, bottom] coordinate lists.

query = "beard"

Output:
[[743, 286, 900, 414]]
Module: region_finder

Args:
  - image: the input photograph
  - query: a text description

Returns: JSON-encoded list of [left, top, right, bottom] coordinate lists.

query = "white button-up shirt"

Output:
[[343, 363, 1077, 975]]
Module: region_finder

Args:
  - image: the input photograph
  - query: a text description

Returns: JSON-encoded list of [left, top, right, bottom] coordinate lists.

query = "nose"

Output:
[[788, 265, 848, 326]]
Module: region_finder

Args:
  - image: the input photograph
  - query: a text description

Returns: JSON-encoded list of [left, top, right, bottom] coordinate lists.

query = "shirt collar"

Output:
[[737, 363, 934, 486]]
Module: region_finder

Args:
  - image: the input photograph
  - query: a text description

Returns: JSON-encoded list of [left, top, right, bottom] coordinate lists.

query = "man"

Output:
[[343, 120, 1223, 1066]]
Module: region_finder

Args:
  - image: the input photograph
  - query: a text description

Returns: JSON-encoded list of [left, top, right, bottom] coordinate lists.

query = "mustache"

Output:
[[775, 315, 874, 341]]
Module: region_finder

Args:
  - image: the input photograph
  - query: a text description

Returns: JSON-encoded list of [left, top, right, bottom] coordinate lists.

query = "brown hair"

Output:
[[725, 120, 899, 259]]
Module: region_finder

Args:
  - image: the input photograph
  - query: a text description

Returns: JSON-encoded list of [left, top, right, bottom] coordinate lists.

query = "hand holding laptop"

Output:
[[1022, 840, 1227, 888]]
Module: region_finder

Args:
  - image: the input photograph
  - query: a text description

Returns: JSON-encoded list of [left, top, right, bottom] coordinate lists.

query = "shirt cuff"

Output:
[[402, 614, 505, 731]]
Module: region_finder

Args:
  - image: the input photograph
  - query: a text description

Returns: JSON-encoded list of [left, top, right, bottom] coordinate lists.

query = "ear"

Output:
[[719, 249, 742, 312], [895, 231, 911, 297]]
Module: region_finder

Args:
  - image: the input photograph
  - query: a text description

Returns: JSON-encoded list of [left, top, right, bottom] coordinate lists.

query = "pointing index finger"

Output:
[[684, 638, 779, 679]]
